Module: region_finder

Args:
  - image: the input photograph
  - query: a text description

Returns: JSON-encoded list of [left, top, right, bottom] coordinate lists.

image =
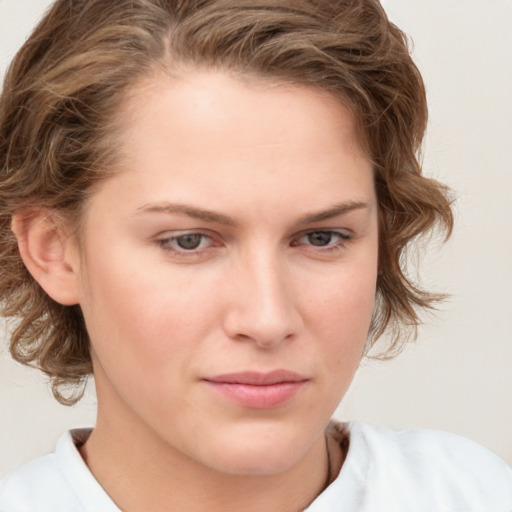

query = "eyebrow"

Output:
[[135, 200, 369, 227], [135, 203, 237, 226], [294, 200, 369, 226]]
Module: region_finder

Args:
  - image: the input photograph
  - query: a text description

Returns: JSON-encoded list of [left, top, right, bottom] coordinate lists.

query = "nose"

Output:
[[223, 249, 303, 349]]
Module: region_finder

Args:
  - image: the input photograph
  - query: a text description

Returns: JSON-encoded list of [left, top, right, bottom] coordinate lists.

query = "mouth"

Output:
[[202, 370, 309, 409]]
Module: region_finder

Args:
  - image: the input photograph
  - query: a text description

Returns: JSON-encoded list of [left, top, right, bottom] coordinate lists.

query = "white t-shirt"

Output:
[[1, 421, 511, 512]]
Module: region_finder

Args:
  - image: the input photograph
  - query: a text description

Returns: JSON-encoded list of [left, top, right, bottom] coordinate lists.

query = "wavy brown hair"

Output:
[[0, 0, 453, 404]]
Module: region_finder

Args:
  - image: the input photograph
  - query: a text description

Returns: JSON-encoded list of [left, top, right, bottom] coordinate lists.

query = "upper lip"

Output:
[[204, 370, 308, 386]]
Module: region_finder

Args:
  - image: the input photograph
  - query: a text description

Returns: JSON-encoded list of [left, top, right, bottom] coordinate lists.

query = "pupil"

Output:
[[177, 234, 202, 250], [308, 231, 332, 246]]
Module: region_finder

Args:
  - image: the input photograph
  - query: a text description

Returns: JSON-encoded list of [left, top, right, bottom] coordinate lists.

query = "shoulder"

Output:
[[0, 455, 76, 512], [349, 421, 512, 509], [309, 421, 512, 511], [0, 429, 118, 512], [350, 420, 510, 472], [0, 435, 81, 512]]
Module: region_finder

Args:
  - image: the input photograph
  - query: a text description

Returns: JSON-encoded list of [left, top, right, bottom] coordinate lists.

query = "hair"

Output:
[[0, 0, 453, 405]]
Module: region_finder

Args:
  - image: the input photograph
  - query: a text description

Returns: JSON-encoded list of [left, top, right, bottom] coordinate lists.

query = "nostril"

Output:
[[224, 309, 300, 348], [254, 332, 294, 349]]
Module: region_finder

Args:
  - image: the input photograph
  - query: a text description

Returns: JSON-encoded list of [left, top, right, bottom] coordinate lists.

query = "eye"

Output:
[[156, 232, 213, 253], [305, 231, 338, 247], [174, 233, 205, 250], [292, 230, 351, 250]]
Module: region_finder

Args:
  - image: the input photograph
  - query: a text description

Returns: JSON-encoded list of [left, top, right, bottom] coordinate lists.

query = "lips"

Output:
[[202, 370, 308, 409]]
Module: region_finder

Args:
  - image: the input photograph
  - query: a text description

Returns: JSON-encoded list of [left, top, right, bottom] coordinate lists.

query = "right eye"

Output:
[[156, 232, 214, 254]]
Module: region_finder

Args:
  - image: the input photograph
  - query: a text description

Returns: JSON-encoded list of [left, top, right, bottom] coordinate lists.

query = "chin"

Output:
[[209, 449, 301, 476], [195, 423, 316, 476]]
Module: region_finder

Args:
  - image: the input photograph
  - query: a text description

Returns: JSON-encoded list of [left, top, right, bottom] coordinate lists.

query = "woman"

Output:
[[0, 0, 510, 510]]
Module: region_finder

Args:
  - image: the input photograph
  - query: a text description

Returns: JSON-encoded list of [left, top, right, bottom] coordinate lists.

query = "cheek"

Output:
[[84, 273, 214, 351], [303, 261, 376, 329], [78, 246, 221, 371], [300, 260, 377, 365]]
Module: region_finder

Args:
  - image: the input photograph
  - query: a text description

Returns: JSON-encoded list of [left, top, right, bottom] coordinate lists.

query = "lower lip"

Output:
[[203, 381, 306, 409]]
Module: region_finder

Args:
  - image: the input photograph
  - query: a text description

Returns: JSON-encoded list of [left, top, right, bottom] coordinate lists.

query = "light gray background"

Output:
[[1, 0, 511, 477]]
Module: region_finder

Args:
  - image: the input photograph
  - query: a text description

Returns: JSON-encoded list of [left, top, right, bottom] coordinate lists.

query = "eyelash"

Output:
[[155, 230, 352, 257], [155, 232, 214, 255], [291, 230, 352, 252]]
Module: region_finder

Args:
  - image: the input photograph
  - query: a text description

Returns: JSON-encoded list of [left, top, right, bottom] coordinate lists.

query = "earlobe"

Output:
[[11, 209, 81, 306]]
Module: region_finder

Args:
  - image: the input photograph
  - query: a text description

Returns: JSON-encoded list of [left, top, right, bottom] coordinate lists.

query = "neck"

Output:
[[79, 389, 343, 512], [81, 423, 334, 512]]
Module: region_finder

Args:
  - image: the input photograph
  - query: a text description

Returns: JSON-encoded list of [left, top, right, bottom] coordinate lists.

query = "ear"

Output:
[[11, 209, 81, 306]]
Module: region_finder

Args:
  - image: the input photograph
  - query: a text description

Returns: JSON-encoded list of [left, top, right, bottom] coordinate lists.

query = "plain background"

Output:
[[0, 0, 511, 478]]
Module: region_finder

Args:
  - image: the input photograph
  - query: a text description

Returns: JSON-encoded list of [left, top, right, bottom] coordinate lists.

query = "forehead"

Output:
[[91, 69, 375, 222], [119, 69, 366, 160]]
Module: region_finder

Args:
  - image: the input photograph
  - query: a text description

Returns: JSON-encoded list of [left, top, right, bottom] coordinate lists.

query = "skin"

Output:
[[20, 70, 379, 511]]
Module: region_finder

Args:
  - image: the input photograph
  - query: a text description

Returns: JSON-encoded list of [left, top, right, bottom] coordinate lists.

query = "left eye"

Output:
[[294, 230, 350, 248]]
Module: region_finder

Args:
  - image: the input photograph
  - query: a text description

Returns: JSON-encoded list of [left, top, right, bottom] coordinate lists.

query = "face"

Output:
[[75, 70, 378, 475]]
